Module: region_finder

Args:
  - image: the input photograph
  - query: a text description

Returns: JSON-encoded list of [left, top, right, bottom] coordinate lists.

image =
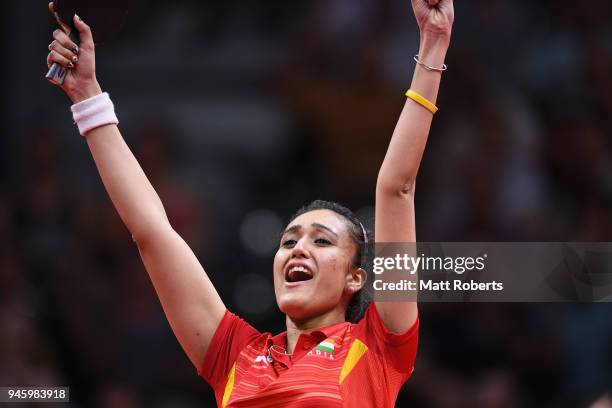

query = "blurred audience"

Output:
[[2, 0, 611, 406]]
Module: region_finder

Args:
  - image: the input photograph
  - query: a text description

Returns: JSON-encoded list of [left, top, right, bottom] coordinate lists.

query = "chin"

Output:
[[278, 293, 340, 322], [278, 294, 307, 314], [277, 293, 318, 320]]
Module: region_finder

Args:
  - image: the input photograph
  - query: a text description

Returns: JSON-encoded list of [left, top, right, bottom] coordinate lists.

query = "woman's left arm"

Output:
[[375, 0, 454, 333]]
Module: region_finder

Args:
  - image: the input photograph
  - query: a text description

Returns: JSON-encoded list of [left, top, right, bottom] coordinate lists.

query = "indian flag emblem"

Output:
[[316, 339, 335, 355]]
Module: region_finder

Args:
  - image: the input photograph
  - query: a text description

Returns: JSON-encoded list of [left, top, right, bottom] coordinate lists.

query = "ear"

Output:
[[345, 267, 367, 294]]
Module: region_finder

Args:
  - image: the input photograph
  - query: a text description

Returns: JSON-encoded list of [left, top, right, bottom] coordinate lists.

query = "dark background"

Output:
[[2, 0, 612, 406]]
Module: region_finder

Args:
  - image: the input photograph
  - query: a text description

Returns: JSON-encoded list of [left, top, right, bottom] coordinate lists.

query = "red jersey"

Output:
[[199, 302, 418, 407]]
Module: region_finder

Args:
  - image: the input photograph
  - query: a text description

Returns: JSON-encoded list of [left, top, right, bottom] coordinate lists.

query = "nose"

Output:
[[290, 237, 310, 259]]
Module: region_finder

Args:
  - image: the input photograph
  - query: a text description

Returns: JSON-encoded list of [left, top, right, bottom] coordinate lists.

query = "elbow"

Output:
[[376, 172, 417, 199], [130, 220, 172, 249], [126, 204, 171, 247], [130, 228, 152, 249]]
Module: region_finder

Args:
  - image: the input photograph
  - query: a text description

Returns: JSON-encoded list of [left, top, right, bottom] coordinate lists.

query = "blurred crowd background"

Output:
[[2, 0, 612, 406]]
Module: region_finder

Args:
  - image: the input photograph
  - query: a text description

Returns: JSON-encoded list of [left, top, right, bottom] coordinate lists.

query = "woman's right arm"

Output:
[[46, 7, 226, 369]]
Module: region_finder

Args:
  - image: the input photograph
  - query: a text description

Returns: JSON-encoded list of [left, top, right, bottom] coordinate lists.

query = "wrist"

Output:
[[68, 80, 102, 104], [419, 34, 450, 52], [70, 92, 119, 136], [417, 35, 450, 68]]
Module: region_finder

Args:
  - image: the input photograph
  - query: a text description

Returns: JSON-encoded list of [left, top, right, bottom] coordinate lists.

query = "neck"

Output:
[[284, 307, 346, 354]]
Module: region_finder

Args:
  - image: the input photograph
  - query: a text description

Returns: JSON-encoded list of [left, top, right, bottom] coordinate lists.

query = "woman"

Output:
[[46, 0, 453, 406]]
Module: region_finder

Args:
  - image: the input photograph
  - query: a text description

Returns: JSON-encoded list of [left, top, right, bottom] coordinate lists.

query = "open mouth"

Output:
[[285, 265, 314, 283]]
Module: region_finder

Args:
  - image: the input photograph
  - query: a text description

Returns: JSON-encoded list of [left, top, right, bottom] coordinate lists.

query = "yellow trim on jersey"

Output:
[[222, 362, 237, 407], [339, 339, 369, 384]]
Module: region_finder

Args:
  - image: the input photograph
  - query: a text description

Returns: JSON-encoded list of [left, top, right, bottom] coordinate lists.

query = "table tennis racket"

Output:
[[46, 0, 132, 85]]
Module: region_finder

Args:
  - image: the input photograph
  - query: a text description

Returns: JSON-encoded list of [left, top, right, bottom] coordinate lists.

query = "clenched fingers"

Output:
[[47, 49, 74, 69], [48, 40, 78, 65], [52, 29, 79, 55]]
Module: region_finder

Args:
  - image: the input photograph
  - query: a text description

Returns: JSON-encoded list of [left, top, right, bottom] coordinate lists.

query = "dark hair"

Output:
[[288, 200, 371, 323]]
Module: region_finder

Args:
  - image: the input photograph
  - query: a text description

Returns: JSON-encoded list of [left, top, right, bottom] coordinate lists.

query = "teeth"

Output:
[[286, 265, 313, 283]]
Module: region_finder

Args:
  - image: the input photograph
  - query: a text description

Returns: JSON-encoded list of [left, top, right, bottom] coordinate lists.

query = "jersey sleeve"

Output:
[[354, 302, 419, 375], [198, 310, 260, 387]]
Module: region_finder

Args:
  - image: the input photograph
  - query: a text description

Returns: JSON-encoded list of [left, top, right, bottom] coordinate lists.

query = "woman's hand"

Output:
[[46, 2, 101, 103], [411, 0, 454, 41]]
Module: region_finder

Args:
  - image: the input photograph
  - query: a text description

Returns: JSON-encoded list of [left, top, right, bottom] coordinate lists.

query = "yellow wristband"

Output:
[[405, 89, 438, 114]]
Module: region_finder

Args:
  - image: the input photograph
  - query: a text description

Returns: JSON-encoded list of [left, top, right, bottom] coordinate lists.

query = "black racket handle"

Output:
[[46, 29, 80, 85]]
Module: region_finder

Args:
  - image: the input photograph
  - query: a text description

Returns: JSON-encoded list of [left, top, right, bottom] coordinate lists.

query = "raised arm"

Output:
[[45, 7, 226, 368], [374, 0, 454, 333]]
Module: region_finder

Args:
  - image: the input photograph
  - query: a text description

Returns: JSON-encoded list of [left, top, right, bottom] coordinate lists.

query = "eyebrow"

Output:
[[281, 223, 339, 238]]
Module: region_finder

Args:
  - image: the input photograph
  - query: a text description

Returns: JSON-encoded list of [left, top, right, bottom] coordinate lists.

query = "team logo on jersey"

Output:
[[308, 338, 335, 360], [252, 355, 270, 369]]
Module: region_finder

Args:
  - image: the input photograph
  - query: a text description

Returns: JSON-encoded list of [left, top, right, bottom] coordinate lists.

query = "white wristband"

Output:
[[70, 92, 119, 136]]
